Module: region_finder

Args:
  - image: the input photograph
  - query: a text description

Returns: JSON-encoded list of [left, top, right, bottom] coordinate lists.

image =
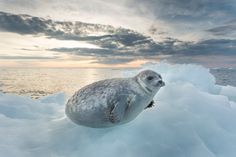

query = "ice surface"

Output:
[[1, 63, 236, 157]]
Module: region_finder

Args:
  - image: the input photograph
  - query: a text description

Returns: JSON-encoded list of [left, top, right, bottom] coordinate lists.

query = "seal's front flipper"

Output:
[[109, 103, 121, 123], [145, 100, 155, 109], [109, 95, 132, 124]]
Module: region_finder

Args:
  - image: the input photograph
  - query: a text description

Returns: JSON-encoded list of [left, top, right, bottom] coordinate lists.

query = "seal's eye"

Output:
[[147, 76, 154, 80]]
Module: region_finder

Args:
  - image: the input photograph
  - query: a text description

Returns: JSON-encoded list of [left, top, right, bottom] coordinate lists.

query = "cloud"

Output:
[[125, 0, 236, 40], [50, 48, 118, 57], [0, 0, 154, 34], [48, 47, 160, 64], [93, 57, 135, 64], [0, 55, 58, 60], [167, 55, 236, 68], [207, 25, 236, 36], [49, 38, 236, 64], [0, 12, 48, 34], [129, 0, 236, 21], [0, 12, 155, 45], [206, 19, 236, 36], [1, 0, 235, 41], [0, 11, 236, 65], [180, 39, 236, 55], [0, 11, 165, 63]]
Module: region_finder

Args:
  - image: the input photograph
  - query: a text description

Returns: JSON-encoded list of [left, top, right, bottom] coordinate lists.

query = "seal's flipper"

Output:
[[109, 103, 121, 123], [109, 94, 134, 123], [145, 100, 155, 109]]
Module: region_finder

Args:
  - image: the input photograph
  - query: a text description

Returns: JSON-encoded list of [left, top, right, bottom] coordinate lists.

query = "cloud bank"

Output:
[[1, 12, 235, 65], [0, 0, 236, 40]]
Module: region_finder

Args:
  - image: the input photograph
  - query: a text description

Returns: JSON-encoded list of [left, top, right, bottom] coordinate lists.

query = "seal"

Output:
[[65, 70, 165, 128]]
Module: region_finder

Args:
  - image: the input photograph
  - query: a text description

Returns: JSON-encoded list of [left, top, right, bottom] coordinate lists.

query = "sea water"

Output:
[[0, 66, 235, 99], [0, 68, 124, 98]]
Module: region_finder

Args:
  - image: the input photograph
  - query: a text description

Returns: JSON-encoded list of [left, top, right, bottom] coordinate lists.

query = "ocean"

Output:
[[0, 68, 124, 99], [210, 68, 236, 87], [0, 67, 235, 99]]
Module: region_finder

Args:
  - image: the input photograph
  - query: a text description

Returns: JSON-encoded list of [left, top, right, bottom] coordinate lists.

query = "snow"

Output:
[[1, 63, 236, 157]]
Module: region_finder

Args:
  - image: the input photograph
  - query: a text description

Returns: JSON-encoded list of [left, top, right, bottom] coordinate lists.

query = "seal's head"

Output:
[[135, 70, 165, 94]]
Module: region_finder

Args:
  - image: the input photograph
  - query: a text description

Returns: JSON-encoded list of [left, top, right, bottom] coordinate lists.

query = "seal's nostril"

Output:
[[157, 80, 165, 87]]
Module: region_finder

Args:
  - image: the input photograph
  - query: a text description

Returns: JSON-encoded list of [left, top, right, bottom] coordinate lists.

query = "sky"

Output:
[[0, 0, 235, 68]]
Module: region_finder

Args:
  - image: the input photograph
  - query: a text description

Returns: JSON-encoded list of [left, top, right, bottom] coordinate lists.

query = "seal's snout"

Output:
[[158, 80, 165, 87], [161, 81, 165, 87]]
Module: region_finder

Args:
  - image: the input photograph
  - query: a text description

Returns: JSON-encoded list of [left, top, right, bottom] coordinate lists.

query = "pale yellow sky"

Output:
[[0, 58, 150, 68], [0, 32, 152, 68]]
